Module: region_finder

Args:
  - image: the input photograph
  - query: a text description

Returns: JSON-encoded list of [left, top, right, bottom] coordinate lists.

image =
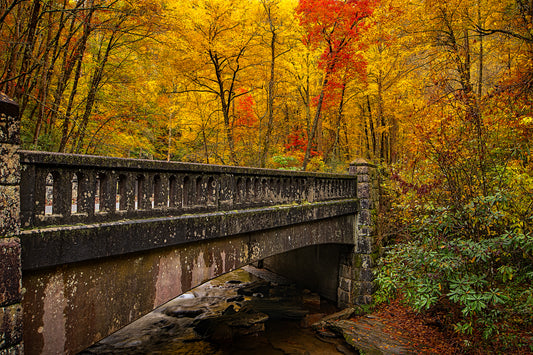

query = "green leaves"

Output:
[[498, 265, 515, 282], [413, 280, 440, 310], [375, 193, 533, 349]]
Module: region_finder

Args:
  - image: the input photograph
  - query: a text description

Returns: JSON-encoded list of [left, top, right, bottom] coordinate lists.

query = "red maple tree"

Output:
[[296, 0, 376, 169]]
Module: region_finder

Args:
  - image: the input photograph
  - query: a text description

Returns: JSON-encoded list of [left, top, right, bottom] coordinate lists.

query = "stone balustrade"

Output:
[[19, 150, 357, 229]]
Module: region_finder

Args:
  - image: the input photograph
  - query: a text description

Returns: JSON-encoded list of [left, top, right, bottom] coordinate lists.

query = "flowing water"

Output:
[[81, 266, 356, 354]]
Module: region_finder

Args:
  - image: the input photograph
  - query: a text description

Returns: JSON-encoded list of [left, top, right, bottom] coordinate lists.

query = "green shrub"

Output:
[[375, 192, 533, 350]]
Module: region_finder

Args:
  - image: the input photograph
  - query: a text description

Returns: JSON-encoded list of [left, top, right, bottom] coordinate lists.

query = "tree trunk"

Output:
[[48, 0, 87, 136], [302, 72, 329, 171], [376, 73, 387, 163], [209, 50, 239, 165], [366, 95, 376, 159], [0, 0, 24, 33], [74, 31, 116, 153], [326, 82, 346, 163], [59, 1, 95, 152], [0, 2, 25, 95], [260, 6, 277, 168], [15, 0, 41, 116]]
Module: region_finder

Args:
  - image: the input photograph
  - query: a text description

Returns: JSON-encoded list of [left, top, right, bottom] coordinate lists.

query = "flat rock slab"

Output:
[[327, 316, 419, 354]]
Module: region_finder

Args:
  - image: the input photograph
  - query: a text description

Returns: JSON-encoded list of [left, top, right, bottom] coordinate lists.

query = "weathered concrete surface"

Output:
[[22, 214, 356, 354], [21, 199, 358, 271]]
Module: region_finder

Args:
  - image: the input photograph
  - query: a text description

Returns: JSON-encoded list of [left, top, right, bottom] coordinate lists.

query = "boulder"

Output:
[[328, 317, 418, 354]]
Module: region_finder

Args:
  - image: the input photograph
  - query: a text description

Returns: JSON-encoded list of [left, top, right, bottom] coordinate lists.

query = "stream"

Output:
[[80, 266, 357, 355]]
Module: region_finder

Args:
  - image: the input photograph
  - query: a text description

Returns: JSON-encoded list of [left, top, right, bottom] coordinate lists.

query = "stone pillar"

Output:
[[338, 158, 380, 307], [0, 93, 23, 354]]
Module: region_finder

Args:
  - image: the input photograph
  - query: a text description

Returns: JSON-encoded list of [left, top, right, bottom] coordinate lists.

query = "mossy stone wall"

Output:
[[337, 159, 380, 307], [0, 92, 23, 354]]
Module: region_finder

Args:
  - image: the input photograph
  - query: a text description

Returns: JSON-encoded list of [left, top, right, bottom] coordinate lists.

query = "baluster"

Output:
[[168, 175, 177, 208], [35, 169, 48, 217], [280, 178, 285, 202], [307, 177, 315, 203], [299, 178, 306, 202], [244, 178, 251, 204], [116, 174, 126, 211], [287, 178, 293, 203], [175, 175, 185, 209], [266, 178, 273, 203], [345, 180, 350, 198], [320, 179, 326, 201], [293, 177, 300, 202], [261, 179, 267, 204], [344, 179, 348, 198], [125, 172, 137, 211], [274, 178, 281, 203], [77, 170, 94, 217], [53, 170, 71, 218], [218, 174, 233, 209], [234, 177, 242, 205], [207, 176, 217, 207], [183, 175, 192, 208], [288, 178, 295, 202], [195, 176, 205, 206], [117, 173, 135, 211], [19, 163, 37, 227], [160, 174, 169, 209], [253, 178, 260, 203], [291, 177, 297, 202], [153, 174, 167, 209], [97, 172, 116, 213]]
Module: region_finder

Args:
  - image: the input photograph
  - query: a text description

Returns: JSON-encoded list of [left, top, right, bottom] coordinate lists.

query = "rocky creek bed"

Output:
[[80, 266, 448, 355], [79, 266, 360, 354]]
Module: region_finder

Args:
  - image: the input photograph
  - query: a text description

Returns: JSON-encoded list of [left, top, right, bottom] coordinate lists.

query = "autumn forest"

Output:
[[1, 0, 532, 351]]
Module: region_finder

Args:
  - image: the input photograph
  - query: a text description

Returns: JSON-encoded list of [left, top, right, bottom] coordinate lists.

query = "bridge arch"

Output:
[[0, 93, 379, 355], [22, 211, 357, 354]]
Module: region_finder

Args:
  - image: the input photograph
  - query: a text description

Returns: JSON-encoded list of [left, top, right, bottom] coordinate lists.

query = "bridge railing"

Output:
[[19, 151, 357, 229]]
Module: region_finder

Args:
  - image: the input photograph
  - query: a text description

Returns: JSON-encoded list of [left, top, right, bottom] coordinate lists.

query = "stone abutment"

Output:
[[262, 159, 380, 308], [0, 92, 23, 354]]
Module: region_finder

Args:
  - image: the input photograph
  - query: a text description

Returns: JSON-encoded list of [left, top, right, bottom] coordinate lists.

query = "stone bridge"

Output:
[[0, 94, 380, 354]]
